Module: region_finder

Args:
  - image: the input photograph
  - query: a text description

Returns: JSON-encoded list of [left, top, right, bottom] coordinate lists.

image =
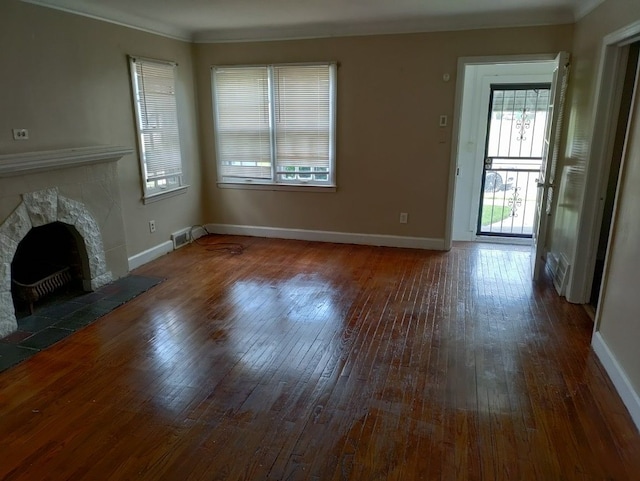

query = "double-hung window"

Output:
[[129, 56, 187, 202], [212, 63, 337, 188]]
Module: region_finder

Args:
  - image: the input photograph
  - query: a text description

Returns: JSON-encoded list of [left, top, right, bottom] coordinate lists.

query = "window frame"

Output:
[[129, 55, 189, 204], [211, 62, 337, 190]]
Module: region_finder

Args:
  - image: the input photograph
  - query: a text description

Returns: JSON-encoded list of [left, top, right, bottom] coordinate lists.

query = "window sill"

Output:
[[143, 185, 190, 204], [217, 182, 336, 193]]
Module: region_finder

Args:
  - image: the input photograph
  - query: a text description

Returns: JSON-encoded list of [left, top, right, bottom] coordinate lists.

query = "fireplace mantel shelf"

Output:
[[0, 146, 134, 177]]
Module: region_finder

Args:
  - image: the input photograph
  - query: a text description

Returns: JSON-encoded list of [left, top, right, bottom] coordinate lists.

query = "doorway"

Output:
[[450, 59, 555, 243], [566, 22, 640, 304], [590, 41, 640, 308]]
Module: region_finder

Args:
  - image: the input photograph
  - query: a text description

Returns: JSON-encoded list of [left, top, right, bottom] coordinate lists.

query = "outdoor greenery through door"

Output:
[[478, 85, 550, 237]]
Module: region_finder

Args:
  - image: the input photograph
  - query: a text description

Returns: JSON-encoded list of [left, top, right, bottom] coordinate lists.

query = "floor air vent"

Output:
[[553, 254, 570, 296], [545, 252, 570, 296], [171, 229, 191, 250]]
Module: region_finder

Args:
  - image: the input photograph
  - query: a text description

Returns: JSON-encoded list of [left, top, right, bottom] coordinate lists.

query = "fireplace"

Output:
[[12, 221, 89, 314], [0, 146, 133, 337]]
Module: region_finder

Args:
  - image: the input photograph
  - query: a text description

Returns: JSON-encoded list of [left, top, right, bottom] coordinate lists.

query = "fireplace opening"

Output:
[[11, 221, 91, 317]]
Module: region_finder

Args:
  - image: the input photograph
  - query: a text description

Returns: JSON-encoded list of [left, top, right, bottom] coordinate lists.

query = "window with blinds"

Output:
[[129, 56, 185, 200], [212, 63, 336, 187]]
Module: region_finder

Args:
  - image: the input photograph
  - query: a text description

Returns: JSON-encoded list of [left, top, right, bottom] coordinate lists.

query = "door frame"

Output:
[[567, 21, 640, 303], [446, 54, 558, 249]]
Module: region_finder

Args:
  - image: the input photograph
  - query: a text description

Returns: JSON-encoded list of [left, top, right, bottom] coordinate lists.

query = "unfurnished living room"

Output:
[[1, 0, 640, 479]]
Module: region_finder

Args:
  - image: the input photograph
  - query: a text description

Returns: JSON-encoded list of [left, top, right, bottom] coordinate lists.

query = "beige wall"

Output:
[[194, 26, 573, 240], [0, 0, 203, 259], [0, 1, 573, 254]]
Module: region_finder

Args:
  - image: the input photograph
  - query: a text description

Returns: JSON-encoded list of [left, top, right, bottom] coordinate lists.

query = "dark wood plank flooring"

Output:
[[0, 236, 639, 480]]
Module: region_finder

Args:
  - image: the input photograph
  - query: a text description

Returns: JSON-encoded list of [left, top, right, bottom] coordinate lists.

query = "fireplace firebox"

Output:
[[11, 222, 90, 314]]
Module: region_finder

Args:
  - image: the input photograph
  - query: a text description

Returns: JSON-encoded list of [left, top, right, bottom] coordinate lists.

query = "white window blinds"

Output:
[[274, 65, 332, 177], [212, 63, 336, 186], [213, 67, 272, 181], [130, 57, 184, 198]]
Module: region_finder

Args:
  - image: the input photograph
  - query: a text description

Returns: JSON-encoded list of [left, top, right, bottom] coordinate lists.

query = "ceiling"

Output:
[[22, 0, 605, 43]]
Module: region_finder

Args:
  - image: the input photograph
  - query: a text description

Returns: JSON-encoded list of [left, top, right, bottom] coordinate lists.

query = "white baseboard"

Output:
[[204, 223, 445, 250], [128, 240, 173, 271], [592, 332, 640, 432], [475, 235, 532, 245]]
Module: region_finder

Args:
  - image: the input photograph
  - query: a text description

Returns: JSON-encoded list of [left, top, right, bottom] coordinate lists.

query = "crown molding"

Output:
[[193, 11, 574, 43], [20, 0, 192, 41], [573, 0, 607, 20], [22, 0, 580, 44]]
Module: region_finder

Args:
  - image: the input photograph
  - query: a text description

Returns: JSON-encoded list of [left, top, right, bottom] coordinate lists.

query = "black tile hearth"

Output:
[[36, 301, 85, 319], [16, 315, 61, 333], [0, 275, 163, 374], [55, 300, 122, 331], [21, 327, 71, 350], [0, 344, 37, 372]]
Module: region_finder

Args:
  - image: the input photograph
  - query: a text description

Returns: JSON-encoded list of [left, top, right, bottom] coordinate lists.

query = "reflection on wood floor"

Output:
[[1, 236, 639, 480]]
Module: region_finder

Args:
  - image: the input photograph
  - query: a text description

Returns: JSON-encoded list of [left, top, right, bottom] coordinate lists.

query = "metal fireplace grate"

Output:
[[12, 266, 73, 314]]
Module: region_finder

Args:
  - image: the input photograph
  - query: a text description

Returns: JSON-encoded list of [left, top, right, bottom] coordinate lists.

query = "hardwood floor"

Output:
[[1, 236, 639, 480]]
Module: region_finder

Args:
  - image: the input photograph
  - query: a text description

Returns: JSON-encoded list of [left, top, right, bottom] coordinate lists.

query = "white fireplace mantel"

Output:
[[0, 146, 134, 177]]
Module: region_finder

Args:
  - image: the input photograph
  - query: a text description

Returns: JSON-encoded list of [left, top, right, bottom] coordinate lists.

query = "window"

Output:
[[129, 56, 187, 202], [212, 63, 337, 188]]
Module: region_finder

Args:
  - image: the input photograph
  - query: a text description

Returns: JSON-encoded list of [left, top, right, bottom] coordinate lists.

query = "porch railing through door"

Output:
[[478, 85, 551, 238], [480, 158, 540, 236]]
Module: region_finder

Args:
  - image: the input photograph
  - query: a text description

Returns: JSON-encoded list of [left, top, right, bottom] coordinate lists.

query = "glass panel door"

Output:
[[478, 85, 551, 237]]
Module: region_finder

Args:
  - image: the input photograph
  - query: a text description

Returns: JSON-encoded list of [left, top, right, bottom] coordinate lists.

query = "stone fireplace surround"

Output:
[[0, 146, 133, 337]]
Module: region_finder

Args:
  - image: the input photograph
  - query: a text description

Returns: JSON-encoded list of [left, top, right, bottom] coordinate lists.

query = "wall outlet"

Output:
[[399, 212, 408, 224], [12, 128, 29, 140], [149, 220, 156, 233]]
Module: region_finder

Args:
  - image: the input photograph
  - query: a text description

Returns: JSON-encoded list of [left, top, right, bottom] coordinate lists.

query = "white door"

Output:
[[531, 52, 570, 280]]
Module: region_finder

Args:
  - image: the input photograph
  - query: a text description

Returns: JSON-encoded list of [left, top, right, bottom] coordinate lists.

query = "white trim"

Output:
[[604, 20, 640, 46], [475, 236, 532, 246], [451, 63, 554, 243], [217, 182, 336, 193], [128, 241, 173, 271], [592, 332, 640, 433], [446, 53, 559, 250], [573, 0, 607, 21], [204, 223, 445, 250], [129, 55, 177, 67], [454, 54, 558, 66], [568, 21, 640, 303], [189, 225, 209, 240], [0, 146, 133, 177], [21, 0, 582, 45], [143, 185, 189, 204], [192, 17, 572, 44], [445, 58, 465, 250], [20, 0, 191, 41]]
